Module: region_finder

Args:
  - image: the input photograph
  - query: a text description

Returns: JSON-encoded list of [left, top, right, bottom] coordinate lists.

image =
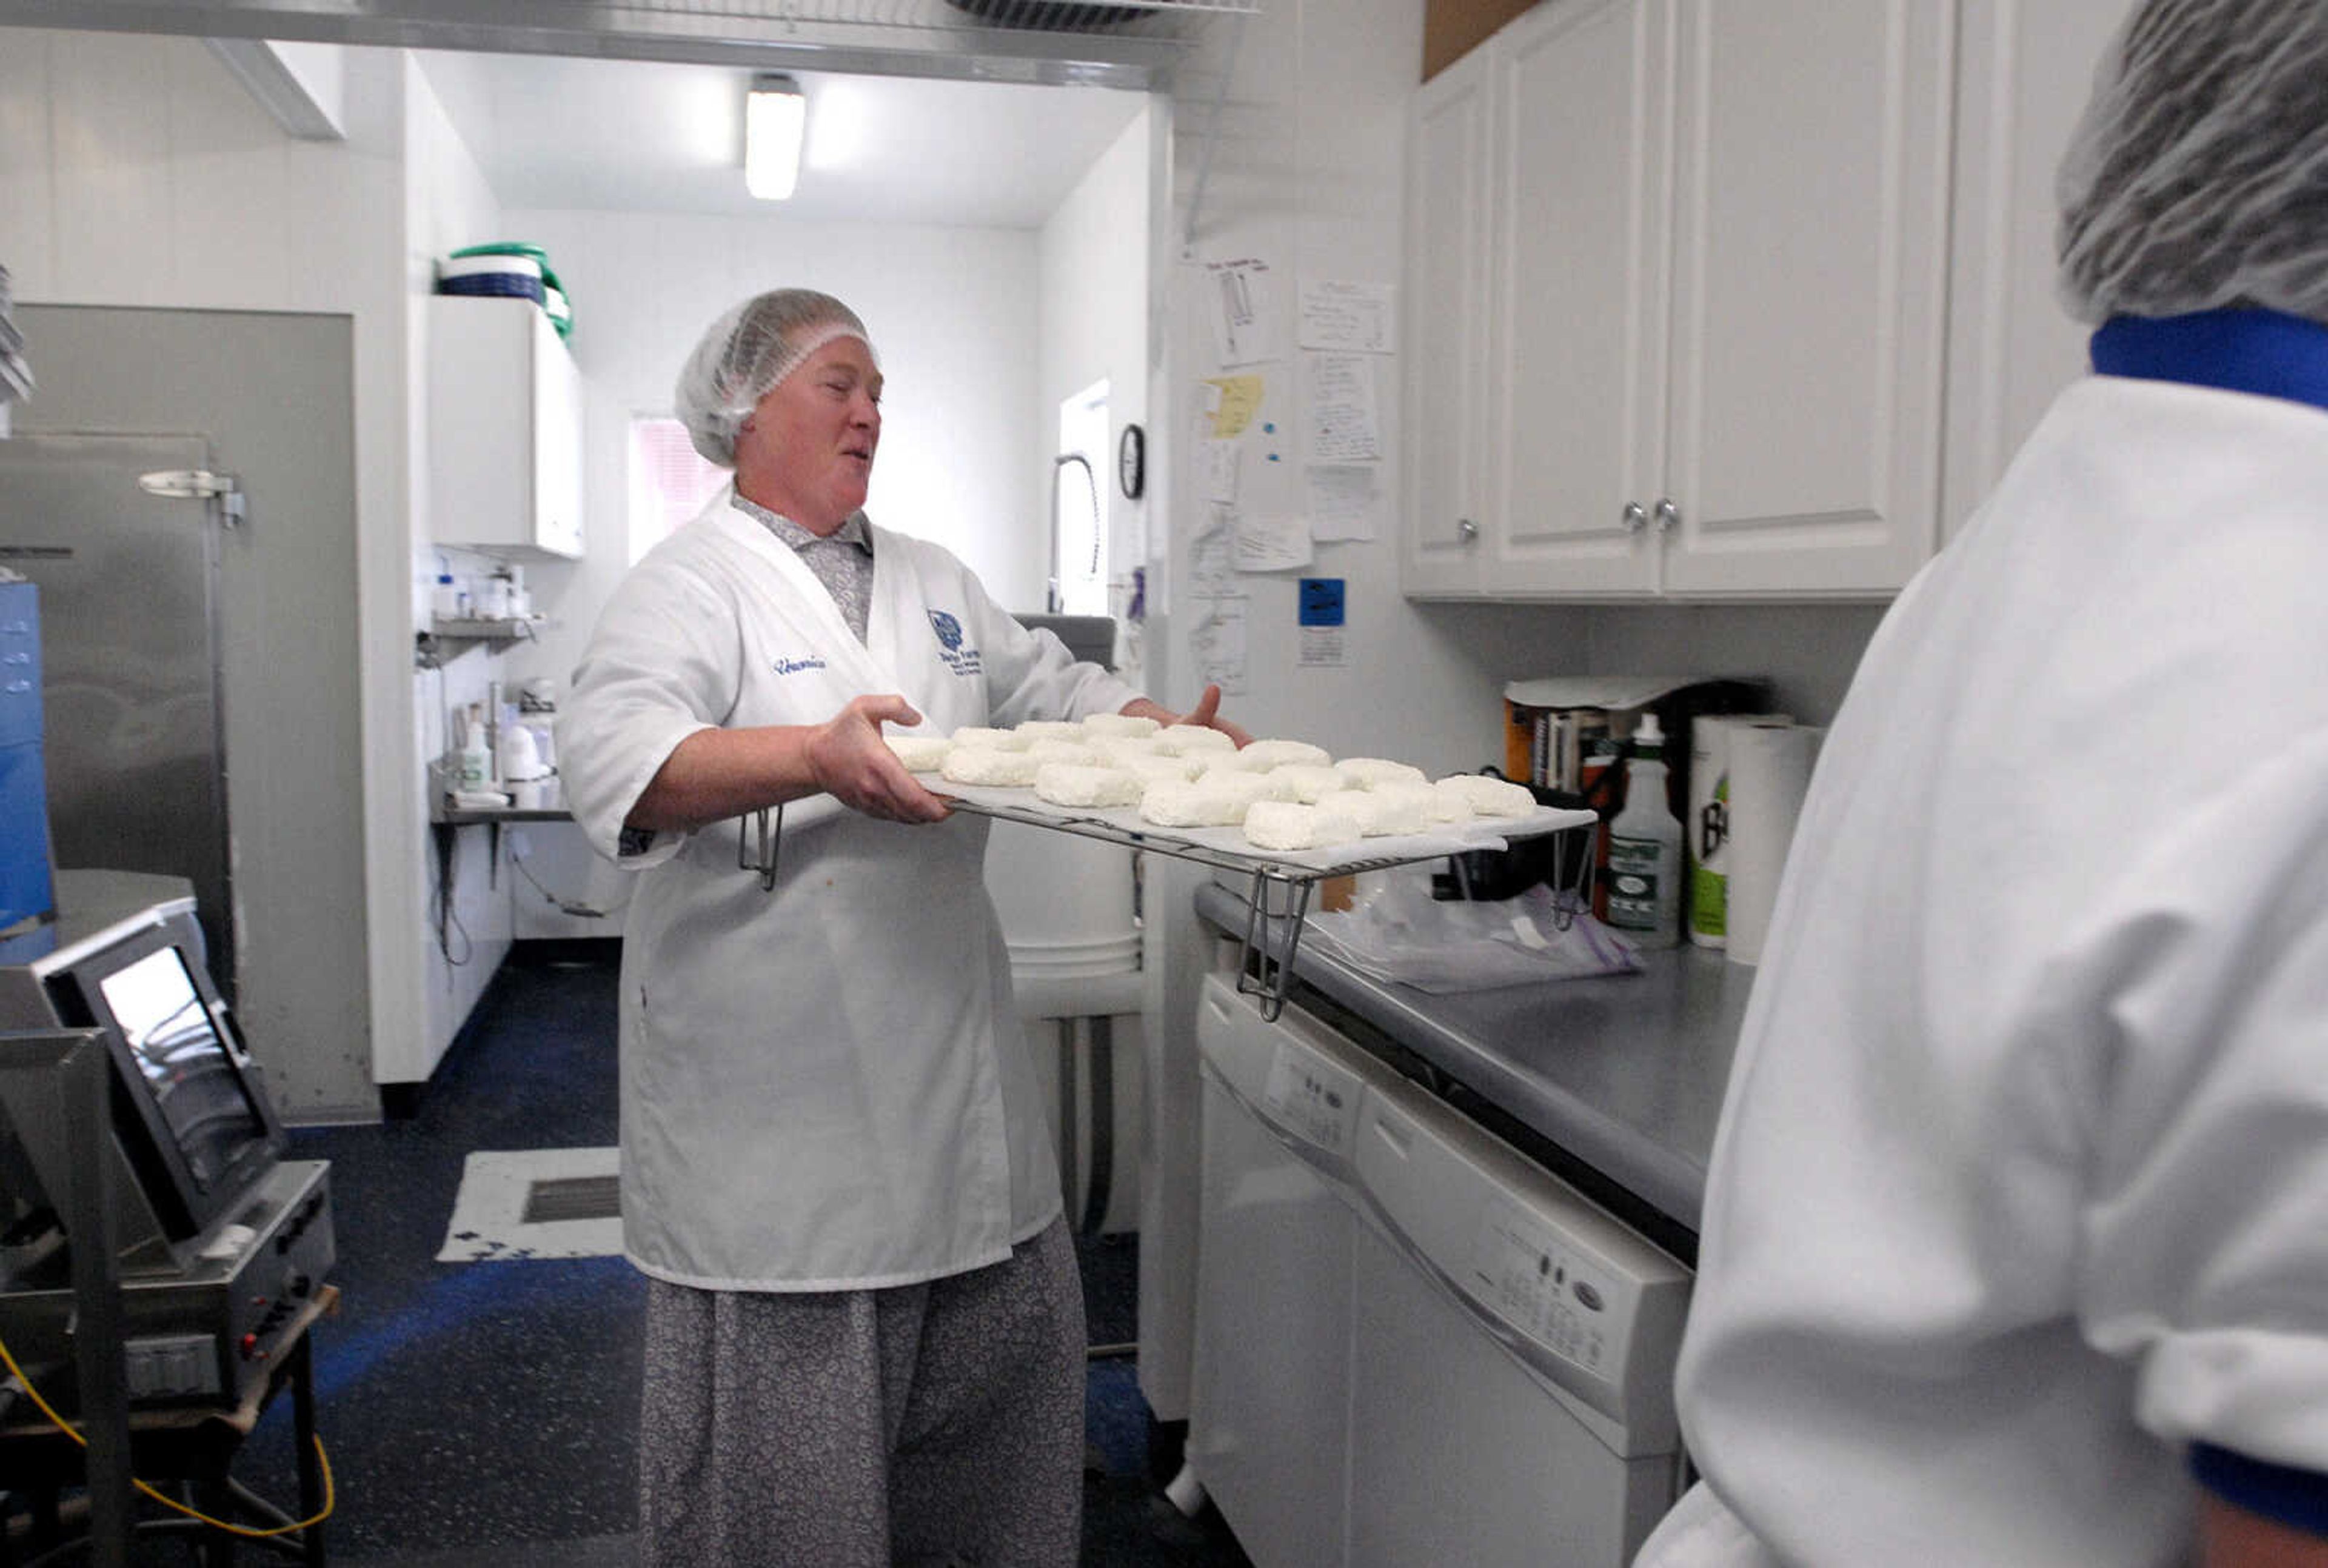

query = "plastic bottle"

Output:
[[458, 703, 492, 789], [1605, 713, 1683, 947], [477, 569, 512, 621], [431, 572, 463, 619]]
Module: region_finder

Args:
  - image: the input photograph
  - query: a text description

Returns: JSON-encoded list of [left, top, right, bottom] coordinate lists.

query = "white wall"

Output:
[[406, 54, 518, 1065], [1037, 99, 1157, 677], [1134, 0, 1609, 1421], [504, 206, 1043, 637], [0, 33, 599, 1101], [0, 29, 410, 1118]]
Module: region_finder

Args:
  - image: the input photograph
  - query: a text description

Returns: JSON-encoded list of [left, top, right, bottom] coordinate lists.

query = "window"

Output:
[[627, 416, 731, 565]]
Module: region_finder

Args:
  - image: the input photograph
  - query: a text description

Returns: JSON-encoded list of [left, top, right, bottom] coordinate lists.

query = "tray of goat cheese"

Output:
[[887, 720, 1597, 881]]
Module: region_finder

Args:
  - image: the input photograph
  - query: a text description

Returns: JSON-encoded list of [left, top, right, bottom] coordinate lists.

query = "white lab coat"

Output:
[[1638, 377, 2328, 1566], [559, 490, 1137, 1290]]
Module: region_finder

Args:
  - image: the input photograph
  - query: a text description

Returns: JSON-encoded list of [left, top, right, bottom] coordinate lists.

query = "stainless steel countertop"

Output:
[[1192, 881, 1755, 1236]]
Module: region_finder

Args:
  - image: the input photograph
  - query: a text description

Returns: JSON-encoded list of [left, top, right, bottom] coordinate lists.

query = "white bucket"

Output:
[[984, 819, 1139, 979]]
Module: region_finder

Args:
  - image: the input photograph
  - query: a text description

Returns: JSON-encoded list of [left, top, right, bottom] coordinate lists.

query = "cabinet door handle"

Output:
[[1622, 502, 1647, 534], [1457, 518, 1479, 542], [1654, 498, 1681, 533]]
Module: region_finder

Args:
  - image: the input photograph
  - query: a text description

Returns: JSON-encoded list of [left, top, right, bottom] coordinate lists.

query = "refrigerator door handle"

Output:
[[138, 469, 244, 527]]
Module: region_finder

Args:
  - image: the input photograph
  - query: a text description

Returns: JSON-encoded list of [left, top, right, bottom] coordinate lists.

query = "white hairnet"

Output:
[[2057, 0, 2328, 325], [673, 289, 878, 467]]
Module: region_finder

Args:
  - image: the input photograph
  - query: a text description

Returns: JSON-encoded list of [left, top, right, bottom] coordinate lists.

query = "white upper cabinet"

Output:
[[1409, 0, 1956, 599], [1487, 0, 1672, 596], [1659, 0, 1952, 595], [428, 295, 585, 561], [1941, 0, 2138, 542], [1402, 46, 1495, 595]]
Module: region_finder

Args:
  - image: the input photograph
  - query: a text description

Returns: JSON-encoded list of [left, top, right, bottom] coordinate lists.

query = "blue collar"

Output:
[[2090, 308, 2328, 415]]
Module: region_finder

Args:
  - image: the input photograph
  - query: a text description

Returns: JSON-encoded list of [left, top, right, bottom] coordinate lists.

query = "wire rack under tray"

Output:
[[939, 790, 1598, 1018]]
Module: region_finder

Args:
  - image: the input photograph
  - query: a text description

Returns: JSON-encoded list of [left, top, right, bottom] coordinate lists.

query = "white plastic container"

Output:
[[1605, 713, 1683, 948], [476, 572, 512, 619], [458, 704, 492, 789]]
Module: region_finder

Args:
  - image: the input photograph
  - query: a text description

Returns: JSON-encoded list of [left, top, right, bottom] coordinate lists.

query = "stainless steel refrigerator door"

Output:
[[0, 433, 232, 997]]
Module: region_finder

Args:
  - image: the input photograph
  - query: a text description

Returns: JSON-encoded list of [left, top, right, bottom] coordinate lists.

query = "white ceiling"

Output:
[[415, 51, 1148, 228]]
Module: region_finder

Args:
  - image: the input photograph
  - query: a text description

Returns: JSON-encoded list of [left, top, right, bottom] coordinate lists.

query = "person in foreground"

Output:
[[1636, 4, 2328, 1564], [557, 287, 1244, 1566]]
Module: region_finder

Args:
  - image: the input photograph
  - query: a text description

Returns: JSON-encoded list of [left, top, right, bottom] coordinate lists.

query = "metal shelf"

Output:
[[415, 617, 555, 669]]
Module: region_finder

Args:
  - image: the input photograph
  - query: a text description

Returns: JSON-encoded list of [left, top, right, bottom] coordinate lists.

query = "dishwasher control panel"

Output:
[[1356, 1072, 1692, 1450], [1471, 1195, 1614, 1373]]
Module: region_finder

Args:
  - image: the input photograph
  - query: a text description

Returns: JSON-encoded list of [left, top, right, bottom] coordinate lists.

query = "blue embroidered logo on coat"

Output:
[[928, 610, 981, 676], [773, 654, 828, 675]]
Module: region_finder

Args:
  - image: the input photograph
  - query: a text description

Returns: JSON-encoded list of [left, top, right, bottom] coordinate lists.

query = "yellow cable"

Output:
[[0, 1321, 335, 1539]]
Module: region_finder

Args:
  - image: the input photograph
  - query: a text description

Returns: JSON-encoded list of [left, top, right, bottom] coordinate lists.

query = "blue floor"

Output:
[[201, 945, 1250, 1566]]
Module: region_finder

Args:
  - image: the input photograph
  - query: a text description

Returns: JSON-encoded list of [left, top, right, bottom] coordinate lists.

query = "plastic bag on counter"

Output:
[[1301, 866, 1641, 993]]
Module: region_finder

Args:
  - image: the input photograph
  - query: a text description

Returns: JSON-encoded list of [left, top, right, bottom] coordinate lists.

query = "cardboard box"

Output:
[[1423, 0, 1537, 79]]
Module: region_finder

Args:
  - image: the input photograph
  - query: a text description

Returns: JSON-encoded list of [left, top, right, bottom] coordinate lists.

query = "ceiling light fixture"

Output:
[[744, 73, 806, 201]]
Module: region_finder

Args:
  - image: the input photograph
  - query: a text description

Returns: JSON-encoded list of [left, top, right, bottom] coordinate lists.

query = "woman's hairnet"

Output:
[[2057, 0, 2328, 325], [673, 290, 878, 467]]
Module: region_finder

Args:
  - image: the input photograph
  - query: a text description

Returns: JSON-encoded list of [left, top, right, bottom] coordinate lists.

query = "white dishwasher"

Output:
[[1189, 973, 1693, 1568]]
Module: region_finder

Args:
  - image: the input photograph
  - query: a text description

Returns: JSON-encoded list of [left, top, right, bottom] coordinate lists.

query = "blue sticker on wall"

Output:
[[1298, 578, 1345, 628]]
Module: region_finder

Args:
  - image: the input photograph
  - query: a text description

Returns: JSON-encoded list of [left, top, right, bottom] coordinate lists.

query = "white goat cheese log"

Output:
[[1337, 757, 1428, 789], [1242, 799, 1365, 852], [1317, 787, 1428, 838], [1435, 773, 1537, 817], [1205, 771, 1300, 810], [950, 726, 1032, 752], [943, 748, 1042, 787], [1027, 739, 1103, 767], [884, 735, 953, 773], [1012, 719, 1086, 742], [1151, 726, 1238, 757], [1035, 763, 1146, 808], [1082, 713, 1161, 739], [1272, 763, 1355, 803], [1115, 753, 1208, 786], [1238, 738, 1334, 771], [1377, 781, 1471, 823], [1139, 781, 1247, 827]]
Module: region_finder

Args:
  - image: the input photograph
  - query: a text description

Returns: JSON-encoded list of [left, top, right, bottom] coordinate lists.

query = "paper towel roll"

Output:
[[1686, 715, 1792, 948], [1725, 724, 1826, 966]]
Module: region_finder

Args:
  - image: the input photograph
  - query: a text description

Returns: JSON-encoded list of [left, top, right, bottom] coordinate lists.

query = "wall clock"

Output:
[[1117, 422, 1146, 500]]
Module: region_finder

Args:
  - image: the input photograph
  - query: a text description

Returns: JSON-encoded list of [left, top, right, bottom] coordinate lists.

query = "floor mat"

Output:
[[439, 1147, 623, 1261]]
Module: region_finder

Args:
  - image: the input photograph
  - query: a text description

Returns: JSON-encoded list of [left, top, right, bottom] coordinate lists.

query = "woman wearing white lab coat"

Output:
[[1636, 7, 2328, 1566], [559, 290, 1241, 1566]]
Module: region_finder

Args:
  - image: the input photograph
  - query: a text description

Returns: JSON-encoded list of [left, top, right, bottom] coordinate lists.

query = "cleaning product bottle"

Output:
[[458, 702, 492, 790], [1605, 713, 1683, 947]]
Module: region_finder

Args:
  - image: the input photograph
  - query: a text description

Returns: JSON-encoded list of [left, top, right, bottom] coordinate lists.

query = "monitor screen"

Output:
[[94, 946, 267, 1195]]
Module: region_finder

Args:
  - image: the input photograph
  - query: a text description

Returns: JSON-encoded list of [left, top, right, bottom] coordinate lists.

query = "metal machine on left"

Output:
[[0, 870, 335, 1417]]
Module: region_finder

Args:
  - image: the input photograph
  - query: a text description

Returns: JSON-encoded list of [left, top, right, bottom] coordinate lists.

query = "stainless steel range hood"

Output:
[[0, 0, 1255, 88]]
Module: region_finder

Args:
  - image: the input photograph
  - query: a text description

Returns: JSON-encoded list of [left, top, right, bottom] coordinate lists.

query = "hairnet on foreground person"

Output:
[[557, 289, 1244, 1566], [1634, 4, 2328, 1564]]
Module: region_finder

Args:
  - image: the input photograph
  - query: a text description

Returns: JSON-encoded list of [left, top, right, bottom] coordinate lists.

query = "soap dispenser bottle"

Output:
[[1605, 713, 1683, 947], [457, 703, 492, 789]]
